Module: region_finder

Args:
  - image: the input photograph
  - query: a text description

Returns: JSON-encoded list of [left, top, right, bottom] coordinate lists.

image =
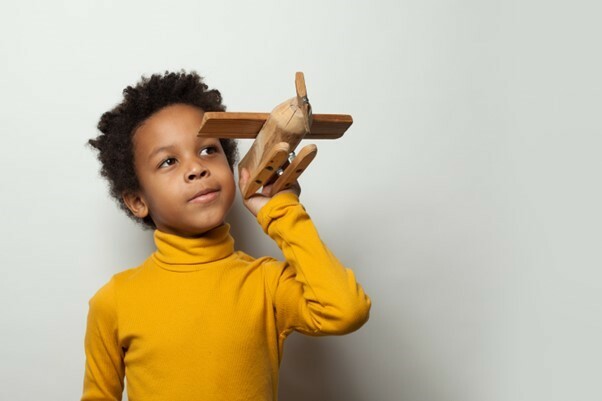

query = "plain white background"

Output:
[[1, 1, 600, 400]]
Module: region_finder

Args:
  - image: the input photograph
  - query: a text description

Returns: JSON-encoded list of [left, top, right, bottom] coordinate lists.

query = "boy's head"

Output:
[[89, 71, 239, 234]]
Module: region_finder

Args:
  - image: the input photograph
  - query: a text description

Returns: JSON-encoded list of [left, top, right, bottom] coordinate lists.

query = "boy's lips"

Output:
[[188, 188, 220, 204]]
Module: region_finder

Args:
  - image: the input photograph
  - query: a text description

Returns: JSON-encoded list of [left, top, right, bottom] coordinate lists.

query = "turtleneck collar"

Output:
[[151, 224, 235, 272]]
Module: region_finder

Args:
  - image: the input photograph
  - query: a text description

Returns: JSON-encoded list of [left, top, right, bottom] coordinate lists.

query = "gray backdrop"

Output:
[[1, 1, 600, 400]]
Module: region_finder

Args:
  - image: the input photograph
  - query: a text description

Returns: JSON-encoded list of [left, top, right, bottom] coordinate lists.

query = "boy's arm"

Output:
[[240, 169, 370, 335], [81, 279, 125, 401], [256, 192, 371, 336]]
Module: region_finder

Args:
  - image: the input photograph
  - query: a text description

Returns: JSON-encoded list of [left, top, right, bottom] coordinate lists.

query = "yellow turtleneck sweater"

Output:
[[81, 193, 371, 401]]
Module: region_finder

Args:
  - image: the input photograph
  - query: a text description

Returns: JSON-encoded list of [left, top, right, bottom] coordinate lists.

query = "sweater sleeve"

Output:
[[257, 192, 371, 337], [81, 278, 125, 401]]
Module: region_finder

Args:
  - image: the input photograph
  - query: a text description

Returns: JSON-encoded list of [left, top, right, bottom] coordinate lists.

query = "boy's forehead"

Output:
[[142, 104, 204, 132], [133, 104, 207, 149]]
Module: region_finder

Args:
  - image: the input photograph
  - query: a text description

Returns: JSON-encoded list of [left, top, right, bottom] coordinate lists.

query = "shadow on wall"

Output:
[[278, 333, 361, 401]]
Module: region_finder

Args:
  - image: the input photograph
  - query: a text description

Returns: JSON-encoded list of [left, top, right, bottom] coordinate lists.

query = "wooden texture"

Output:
[[270, 144, 318, 195], [198, 112, 352, 139], [295, 71, 307, 99], [238, 96, 309, 196], [243, 142, 290, 198], [233, 72, 311, 197]]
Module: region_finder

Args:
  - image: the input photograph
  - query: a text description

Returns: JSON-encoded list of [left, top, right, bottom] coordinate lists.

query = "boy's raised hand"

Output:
[[239, 168, 301, 217]]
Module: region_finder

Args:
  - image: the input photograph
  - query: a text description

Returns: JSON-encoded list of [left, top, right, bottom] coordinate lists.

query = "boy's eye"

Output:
[[159, 158, 177, 168], [200, 146, 218, 156]]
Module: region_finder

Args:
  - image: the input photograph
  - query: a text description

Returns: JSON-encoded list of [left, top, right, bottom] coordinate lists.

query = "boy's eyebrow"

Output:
[[147, 138, 217, 161], [148, 145, 176, 161]]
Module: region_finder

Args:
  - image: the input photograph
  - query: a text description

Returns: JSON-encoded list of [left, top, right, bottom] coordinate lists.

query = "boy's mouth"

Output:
[[188, 188, 220, 204]]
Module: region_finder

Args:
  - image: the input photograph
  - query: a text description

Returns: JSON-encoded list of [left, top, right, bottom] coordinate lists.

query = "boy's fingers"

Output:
[[261, 183, 273, 196]]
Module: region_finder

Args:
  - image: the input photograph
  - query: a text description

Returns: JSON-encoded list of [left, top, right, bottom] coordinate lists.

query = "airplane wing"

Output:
[[198, 112, 353, 140]]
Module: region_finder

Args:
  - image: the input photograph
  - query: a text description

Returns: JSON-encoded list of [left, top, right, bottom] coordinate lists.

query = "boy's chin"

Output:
[[182, 221, 226, 238], [152, 218, 225, 237]]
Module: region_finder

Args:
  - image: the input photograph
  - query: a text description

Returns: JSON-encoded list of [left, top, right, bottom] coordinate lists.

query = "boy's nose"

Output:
[[185, 164, 209, 182]]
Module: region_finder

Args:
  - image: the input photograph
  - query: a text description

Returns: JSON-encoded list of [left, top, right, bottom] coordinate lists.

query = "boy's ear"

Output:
[[122, 191, 149, 218]]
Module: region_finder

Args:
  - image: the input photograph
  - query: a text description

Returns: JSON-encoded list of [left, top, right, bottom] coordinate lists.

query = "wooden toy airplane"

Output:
[[198, 72, 353, 199]]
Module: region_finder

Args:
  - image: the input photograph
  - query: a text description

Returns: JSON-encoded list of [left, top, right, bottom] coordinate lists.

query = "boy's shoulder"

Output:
[[109, 264, 146, 286], [89, 265, 144, 303]]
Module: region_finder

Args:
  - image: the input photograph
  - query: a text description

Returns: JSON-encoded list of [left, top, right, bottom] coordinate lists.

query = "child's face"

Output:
[[124, 104, 236, 237]]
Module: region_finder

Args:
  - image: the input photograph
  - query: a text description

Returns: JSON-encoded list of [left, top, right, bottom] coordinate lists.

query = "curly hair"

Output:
[[89, 71, 238, 229]]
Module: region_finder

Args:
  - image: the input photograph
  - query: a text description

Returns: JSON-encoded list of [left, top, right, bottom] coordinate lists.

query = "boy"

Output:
[[82, 71, 370, 401]]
